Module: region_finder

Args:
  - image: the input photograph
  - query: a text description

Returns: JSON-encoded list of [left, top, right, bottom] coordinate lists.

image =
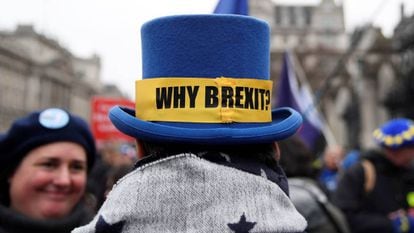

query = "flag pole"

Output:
[[287, 50, 337, 146]]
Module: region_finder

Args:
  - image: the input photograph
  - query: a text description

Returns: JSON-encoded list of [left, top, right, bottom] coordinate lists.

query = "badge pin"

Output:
[[39, 108, 69, 129]]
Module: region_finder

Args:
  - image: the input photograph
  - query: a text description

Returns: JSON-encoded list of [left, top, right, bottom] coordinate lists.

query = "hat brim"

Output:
[[109, 106, 302, 144]]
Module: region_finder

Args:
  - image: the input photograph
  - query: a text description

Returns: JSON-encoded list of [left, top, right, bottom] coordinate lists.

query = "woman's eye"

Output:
[[40, 162, 57, 169], [71, 163, 86, 172]]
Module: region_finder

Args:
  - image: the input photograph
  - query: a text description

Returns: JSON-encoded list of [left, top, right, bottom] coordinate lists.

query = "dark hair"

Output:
[[0, 158, 22, 206], [278, 136, 317, 178], [139, 140, 278, 168]]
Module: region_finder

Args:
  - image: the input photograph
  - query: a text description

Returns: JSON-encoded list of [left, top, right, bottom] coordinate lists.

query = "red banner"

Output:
[[91, 96, 135, 143]]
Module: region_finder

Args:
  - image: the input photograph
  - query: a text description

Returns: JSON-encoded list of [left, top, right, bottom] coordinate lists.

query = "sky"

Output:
[[1, 0, 413, 99]]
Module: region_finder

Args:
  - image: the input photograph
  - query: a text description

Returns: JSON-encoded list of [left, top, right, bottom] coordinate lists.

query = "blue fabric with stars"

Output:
[[73, 153, 307, 233]]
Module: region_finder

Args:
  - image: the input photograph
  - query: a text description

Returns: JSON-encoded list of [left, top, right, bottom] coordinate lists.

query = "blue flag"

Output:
[[214, 0, 248, 15], [276, 51, 325, 151]]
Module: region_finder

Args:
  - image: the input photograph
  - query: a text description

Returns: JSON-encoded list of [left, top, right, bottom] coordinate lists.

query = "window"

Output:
[[304, 7, 312, 25], [289, 7, 296, 26], [275, 6, 282, 25]]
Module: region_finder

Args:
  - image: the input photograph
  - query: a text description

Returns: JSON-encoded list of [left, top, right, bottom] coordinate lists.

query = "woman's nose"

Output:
[[54, 167, 71, 186]]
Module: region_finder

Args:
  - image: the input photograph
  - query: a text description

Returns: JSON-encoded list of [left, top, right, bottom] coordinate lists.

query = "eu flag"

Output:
[[214, 0, 248, 15], [277, 51, 325, 152]]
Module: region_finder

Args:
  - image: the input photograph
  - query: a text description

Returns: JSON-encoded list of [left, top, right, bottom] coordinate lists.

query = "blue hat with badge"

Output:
[[373, 118, 414, 149], [109, 14, 302, 144], [0, 108, 96, 171]]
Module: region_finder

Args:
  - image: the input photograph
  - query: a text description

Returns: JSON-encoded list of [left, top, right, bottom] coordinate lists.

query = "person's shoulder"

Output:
[[288, 177, 328, 205], [289, 178, 324, 195], [360, 149, 384, 161], [344, 148, 383, 171], [339, 158, 365, 183], [288, 178, 351, 233]]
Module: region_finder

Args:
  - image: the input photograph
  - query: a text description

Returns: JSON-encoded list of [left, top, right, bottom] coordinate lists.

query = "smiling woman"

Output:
[[9, 142, 87, 220], [0, 108, 96, 233]]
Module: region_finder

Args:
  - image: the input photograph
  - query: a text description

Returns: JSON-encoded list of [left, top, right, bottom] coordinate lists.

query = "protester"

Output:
[[0, 108, 96, 233], [333, 118, 414, 233], [103, 164, 132, 198], [72, 14, 307, 232], [86, 152, 111, 213], [318, 145, 346, 196], [341, 148, 361, 170], [279, 137, 350, 233], [87, 142, 136, 213], [100, 142, 136, 167]]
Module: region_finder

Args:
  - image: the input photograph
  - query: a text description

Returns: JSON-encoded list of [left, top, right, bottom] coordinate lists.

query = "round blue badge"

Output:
[[38, 108, 70, 129]]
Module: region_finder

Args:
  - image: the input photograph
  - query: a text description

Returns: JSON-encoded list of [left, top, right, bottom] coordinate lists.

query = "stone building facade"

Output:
[[0, 25, 123, 131], [251, 0, 347, 52], [250, 0, 397, 150], [323, 26, 396, 149], [385, 11, 414, 119]]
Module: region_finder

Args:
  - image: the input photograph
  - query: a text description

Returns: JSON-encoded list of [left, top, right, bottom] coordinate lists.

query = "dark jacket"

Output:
[[0, 203, 93, 233], [289, 178, 350, 233], [333, 149, 414, 233]]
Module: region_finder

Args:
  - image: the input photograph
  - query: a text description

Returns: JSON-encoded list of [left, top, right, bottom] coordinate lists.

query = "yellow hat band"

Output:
[[135, 77, 273, 123]]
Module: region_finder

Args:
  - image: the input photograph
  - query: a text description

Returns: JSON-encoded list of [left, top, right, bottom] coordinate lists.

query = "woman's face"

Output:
[[8, 142, 87, 220]]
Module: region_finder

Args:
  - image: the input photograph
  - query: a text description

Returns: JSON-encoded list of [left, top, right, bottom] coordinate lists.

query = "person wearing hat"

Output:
[[333, 118, 414, 233], [73, 14, 307, 233], [0, 108, 96, 233]]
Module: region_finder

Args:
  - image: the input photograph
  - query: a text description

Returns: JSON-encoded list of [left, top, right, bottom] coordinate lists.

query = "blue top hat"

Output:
[[373, 118, 414, 149], [109, 14, 302, 144]]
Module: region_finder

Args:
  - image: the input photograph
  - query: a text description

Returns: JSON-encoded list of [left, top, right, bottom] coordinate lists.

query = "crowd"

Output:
[[0, 14, 413, 233]]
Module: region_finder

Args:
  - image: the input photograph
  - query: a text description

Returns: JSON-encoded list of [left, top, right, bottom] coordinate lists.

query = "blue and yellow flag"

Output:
[[213, 0, 248, 15]]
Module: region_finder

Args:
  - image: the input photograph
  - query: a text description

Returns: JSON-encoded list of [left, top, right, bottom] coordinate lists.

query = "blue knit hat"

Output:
[[0, 108, 96, 171], [109, 14, 302, 144], [373, 118, 414, 149]]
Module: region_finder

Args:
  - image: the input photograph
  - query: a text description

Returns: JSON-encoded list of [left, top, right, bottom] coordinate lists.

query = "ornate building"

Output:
[[385, 9, 414, 119], [250, 0, 347, 51], [324, 26, 396, 149], [250, 0, 397, 150], [0, 25, 123, 131]]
